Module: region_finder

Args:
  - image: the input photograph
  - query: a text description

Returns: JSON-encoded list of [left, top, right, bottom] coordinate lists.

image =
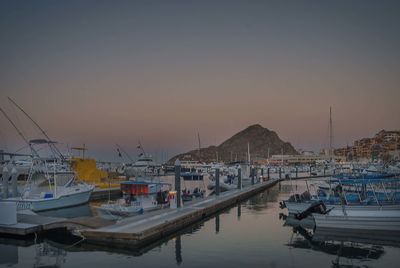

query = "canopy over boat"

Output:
[[120, 181, 171, 195]]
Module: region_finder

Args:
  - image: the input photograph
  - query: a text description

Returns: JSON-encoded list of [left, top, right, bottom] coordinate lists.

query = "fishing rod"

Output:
[[0, 106, 39, 157], [7, 97, 66, 161]]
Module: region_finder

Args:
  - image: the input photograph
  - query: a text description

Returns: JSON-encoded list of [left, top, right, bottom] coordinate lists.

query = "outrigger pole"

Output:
[[7, 97, 66, 161], [0, 106, 39, 157], [116, 143, 135, 162]]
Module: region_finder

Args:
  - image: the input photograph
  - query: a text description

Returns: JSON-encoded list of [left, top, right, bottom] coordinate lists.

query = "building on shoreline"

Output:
[[335, 130, 400, 161]]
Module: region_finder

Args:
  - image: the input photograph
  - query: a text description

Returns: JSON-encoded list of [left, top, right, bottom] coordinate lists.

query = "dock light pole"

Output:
[[237, 166, 242, 190], [174, 159, 181, 208], [267, 168, 270, 180], [261, 168, 264, 180], [215, 168, 220, 196]]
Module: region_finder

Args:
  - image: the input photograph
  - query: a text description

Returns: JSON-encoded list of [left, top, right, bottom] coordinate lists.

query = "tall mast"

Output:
[[329, 106, 333, 159], [247, 142, 250, 164], [137, 140, 146, 157], [0, 107, 39, 157], [197, 132, 201, 162], [116, 143, 134, 162], [7, 97, 65, 161]]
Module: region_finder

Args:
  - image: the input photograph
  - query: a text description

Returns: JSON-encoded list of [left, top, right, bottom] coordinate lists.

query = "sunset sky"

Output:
[[1, 0, 399, 161]]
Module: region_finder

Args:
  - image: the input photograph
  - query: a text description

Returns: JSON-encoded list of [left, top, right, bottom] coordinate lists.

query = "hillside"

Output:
[[168, 124, 298, 163]]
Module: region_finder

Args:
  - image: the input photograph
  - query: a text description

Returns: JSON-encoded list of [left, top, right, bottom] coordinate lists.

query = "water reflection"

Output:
[[34, 242, 66, 268], [175, 235, 182, 265], [0, 236, 67, 268], [244, 186, 279, 210], [287, 225, 385, 259], [0, 243, 18, 266], [237, 203, 241, 220], [281, 213, 400, 267], [215, 215, 220, 234]]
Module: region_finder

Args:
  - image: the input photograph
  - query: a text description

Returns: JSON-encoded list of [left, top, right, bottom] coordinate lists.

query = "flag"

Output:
[[117, 148, 122, 157]]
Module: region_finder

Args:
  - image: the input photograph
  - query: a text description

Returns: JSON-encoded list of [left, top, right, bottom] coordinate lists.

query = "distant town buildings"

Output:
[[334, 130, 400, 161]]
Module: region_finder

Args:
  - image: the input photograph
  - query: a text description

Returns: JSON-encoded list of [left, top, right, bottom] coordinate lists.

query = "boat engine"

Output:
[[294, 201, 328, 221]]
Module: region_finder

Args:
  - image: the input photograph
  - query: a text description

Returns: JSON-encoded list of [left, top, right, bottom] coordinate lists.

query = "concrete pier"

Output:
[[79, 179, 280, 249], [0, 178, 281, 244], [0, 212, 114, 236]]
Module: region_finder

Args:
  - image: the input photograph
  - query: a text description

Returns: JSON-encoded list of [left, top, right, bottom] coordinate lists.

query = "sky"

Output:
[[0, 0, 399, 161]]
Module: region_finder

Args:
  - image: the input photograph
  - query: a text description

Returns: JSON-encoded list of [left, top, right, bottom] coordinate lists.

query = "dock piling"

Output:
[[237, 167, 242, 189], [215, 168, 220, 196], [251, 167, 255, 185], [174, 159, 181, 208], [11, 166, 18, 197], [2, 166, 9, 198]]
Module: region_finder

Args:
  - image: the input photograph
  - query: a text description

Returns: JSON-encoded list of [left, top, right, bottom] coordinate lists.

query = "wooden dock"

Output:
[[80, 179, 280, 249]]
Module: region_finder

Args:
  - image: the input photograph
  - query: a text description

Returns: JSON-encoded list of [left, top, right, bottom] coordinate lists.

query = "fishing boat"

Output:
[[95, 181, 171, 219], [281, 177, 400, 214], [0, 99, 96, 212], [118, 142, 160, 177], [1, 157, 95, 212], [285, 177, 400, 231]]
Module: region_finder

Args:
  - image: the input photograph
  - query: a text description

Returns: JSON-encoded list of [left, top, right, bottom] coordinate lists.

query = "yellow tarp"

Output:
[[70, 157, 121, 188]]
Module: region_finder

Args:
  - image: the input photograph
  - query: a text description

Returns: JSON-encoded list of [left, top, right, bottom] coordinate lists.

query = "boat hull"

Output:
[[285, 201, 400, 214], [4, 187, 94, 212], [313, 213, 400, 232]]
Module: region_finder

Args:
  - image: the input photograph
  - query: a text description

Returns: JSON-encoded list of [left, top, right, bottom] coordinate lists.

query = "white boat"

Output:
[[6, 183, 94, 212], [95, 181, 170, 219], [1, 163, 95, 212], [0, 149, 95, 212], [313, 208, 400, 231], [95, 196, 162, 219]]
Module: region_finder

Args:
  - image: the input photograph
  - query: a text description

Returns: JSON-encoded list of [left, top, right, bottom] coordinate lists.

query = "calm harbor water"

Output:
[[1, 179, 399, 268]]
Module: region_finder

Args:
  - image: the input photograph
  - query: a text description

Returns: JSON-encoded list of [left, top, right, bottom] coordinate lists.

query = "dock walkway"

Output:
[[80, 179, 280, 248]]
